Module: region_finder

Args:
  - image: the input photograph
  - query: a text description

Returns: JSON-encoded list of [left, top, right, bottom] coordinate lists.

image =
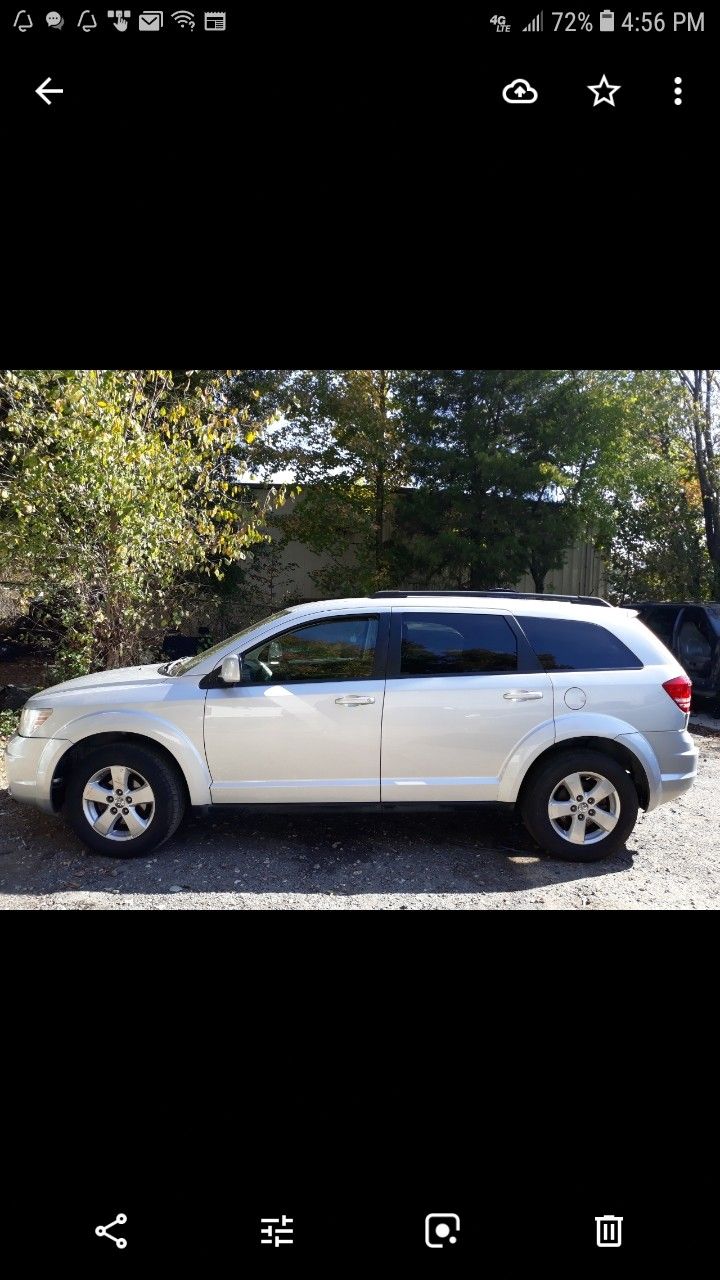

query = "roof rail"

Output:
[[369, 590, 612, 607]]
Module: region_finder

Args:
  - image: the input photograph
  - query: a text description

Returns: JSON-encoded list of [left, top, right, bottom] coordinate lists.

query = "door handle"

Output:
[[335, 695, 376, 706], [503, 690, 544, 701]]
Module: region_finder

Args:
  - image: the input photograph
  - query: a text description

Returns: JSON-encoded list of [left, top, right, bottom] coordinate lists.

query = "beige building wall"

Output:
[[271, 537, 607, 600], [512, 542, 607, 597], [246, 485, 607, 600]]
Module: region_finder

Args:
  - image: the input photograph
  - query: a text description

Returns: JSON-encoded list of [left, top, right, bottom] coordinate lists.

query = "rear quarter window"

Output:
[[517, 616, 643, 672]]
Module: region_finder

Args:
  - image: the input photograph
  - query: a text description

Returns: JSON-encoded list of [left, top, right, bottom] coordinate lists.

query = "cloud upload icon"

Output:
[[502, 78, 538, 104]]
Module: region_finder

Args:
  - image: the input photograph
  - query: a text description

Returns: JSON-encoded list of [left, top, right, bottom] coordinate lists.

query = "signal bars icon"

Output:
[[523, 10, 543, 29]]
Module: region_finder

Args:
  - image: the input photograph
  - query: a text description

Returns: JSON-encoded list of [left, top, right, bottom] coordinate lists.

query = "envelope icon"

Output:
[[139, 10, 163, 30]]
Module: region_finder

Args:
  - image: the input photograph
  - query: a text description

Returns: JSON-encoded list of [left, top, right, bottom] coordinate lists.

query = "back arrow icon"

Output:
[[36, 77, 63, 105]]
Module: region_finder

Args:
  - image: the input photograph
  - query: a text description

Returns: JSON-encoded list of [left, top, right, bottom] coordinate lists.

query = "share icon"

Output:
[[95, 1213, 128, 1249]]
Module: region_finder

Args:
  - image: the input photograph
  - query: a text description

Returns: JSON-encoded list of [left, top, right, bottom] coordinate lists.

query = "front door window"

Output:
[[242, 617, 379, 684]]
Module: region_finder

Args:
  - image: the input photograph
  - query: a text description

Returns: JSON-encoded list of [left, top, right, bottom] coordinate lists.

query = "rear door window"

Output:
[[517, 617, 643, 671], [399, 612, 518, 676]]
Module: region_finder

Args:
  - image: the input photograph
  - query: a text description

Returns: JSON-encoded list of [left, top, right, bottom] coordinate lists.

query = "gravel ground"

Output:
[[1, 722, 718, 910]]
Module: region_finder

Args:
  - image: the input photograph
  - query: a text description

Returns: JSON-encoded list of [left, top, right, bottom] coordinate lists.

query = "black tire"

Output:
[[65, 742, 186, 858], [520, 749, 639, 862]]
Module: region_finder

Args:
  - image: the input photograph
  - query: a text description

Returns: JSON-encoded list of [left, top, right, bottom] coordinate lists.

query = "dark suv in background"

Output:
[[634, 602, 720, 701]]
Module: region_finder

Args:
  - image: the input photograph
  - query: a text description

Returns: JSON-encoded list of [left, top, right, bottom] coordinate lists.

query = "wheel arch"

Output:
[[516, 736, 651, 814], [50, 732, 196, 812]]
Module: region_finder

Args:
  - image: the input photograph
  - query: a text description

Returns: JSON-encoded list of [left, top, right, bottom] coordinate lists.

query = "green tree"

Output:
[[0, 369, 279, 675], [255, 370, 407, 596], [394, 370, 625, 591], [675, 371, 720, 594], [587, 370, 711, 601], [606, 466, 709, 602]]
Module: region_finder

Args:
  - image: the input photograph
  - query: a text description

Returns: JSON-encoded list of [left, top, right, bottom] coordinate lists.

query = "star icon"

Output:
[[587, 74, 621, 106]]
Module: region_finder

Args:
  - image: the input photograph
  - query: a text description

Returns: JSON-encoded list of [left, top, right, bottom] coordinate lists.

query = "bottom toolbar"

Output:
[[5, 1193, 697, 1268]]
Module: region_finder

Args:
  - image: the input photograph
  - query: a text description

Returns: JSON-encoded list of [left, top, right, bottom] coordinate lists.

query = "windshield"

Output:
[[161, 609, 296, 675]]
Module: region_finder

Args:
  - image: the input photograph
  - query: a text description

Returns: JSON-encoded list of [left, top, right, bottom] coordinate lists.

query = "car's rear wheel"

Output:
[[65, 743, 186, 857], [521, 749, 639, 861]]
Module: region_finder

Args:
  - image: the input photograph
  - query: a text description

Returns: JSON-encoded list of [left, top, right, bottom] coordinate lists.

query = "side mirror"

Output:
[[220, 654, 241, 685]]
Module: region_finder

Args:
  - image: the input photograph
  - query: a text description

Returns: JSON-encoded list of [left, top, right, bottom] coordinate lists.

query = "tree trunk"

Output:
[[468, 561, 491, 589], [530, 558, 546, 593], [679, 370, 720, 585], [375, 464, 384, 576], [374, 371, 389, 580]]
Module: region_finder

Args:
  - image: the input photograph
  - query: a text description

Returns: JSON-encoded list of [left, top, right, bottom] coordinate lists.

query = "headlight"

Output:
[[18, 707, 54, 736]]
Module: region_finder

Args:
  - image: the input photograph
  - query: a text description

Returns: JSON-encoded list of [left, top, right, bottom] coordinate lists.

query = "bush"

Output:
[[0, 708, 20, 740], [0, 370, 280, 675]]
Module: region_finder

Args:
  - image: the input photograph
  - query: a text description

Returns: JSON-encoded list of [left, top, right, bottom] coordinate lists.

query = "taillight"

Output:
[[662, 675, 692, 714]]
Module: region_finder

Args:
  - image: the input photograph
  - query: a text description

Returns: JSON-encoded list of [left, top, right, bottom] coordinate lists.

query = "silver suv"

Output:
[[5, 591, 698, 862]]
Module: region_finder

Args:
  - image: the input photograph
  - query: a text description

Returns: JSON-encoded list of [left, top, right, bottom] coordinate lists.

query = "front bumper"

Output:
[[4, 733, 72, 813]]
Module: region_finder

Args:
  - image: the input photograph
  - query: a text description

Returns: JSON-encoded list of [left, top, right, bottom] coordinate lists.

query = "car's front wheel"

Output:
[[520, 749, 639, 861], [65, 743, 186, 857]]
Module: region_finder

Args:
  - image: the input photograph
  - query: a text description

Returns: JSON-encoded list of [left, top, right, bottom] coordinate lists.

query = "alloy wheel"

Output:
[[81, 764, 156, 841], [547, 770, 621, 846]]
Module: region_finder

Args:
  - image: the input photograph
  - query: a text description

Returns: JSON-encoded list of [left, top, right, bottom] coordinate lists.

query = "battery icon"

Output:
[[599, 9, 615, 28]]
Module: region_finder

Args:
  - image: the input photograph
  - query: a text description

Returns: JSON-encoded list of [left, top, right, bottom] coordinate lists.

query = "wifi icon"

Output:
[[172, 9, 195, 27]]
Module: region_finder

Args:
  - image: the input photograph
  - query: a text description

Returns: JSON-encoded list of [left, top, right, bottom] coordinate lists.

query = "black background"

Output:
[[4, 1148, 698, 1270], [4, 4, 715, 358], [2, 974, 707, 1274]]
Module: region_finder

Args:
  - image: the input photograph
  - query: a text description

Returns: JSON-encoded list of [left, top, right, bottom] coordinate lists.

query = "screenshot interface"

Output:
[[0, 1171, 699, 1267], [4, 6, 713, 155], [4, 5, 714, 277], [1, 9, 710, 1273]]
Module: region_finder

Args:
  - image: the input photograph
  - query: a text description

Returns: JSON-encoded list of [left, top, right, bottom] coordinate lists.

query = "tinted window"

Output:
[[242, 617, 378, 684], [637, 606, 680, 646], [676, 610, 713, 677], [400, 613, 517, 676], [678, 607, 715, 641], [518, 617, 643, 671]]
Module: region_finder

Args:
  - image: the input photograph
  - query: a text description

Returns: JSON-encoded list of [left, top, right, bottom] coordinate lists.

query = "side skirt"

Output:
[[192, 801, 516, 815]]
